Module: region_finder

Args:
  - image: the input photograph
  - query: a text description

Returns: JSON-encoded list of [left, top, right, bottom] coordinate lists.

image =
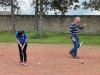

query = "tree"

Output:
[[0, 0, 21, 33], [35, 0, 39, 31], [82, 0, 100, 11], [38, 0, 80, 15], [39, 0, 43, 36], [11, 0, 15, 33], [31, 0, 39, 31], [32, 0, 80, 36]]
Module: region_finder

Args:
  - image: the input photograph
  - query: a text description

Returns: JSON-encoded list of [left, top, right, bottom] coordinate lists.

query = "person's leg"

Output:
[[69, 36, 80, 59], [72, 36, 80, 59], [69, 36, 77, 55], [23, 44, 27, 65], [72, 41, 78, 57], [69, 42, 74, 54], [18, 44, 23, 63], [77, 37, 80, 48]]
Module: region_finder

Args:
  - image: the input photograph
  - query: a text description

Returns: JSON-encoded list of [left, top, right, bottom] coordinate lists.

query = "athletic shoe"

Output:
[[80, 42, 83, 47], [24, 62, 27, 66], [18, 62, 24, 65], [73, 56, 80, 59], [24, 64, 27, 66], [69, 52, 74, 57]]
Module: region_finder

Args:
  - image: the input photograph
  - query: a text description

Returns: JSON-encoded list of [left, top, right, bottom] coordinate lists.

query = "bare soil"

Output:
[[0, 43, 100, 75]]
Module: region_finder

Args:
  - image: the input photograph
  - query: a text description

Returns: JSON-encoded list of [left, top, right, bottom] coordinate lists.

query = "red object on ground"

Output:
[[0, 55, 3, 57], [81, 62, 84, 64]]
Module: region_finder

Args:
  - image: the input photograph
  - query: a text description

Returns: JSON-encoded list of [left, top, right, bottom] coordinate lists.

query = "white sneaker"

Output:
[[18, 62, 24, 65], [24, 63, 27, 66], [24, 64, 27, 66], [80, 42, 83, 47]]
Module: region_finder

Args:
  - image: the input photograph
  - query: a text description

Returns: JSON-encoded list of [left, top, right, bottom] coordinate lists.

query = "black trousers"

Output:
[[18, 44, 27, 62]]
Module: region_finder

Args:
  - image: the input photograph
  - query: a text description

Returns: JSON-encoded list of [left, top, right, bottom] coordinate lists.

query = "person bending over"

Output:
[[16, 30, 28, 66]]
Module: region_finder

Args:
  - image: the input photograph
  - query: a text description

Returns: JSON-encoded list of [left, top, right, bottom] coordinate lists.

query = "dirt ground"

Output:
[[0, 43, 100, 75]]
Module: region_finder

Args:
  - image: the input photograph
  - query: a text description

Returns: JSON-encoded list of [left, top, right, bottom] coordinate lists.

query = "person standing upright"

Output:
[[69, 17, 86, 59]]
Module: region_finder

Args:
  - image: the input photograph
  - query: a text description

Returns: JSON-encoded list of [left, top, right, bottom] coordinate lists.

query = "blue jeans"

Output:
[[70, 36, 80, 57]]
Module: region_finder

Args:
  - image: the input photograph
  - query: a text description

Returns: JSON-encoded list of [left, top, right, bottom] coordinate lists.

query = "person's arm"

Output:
[[16, 38, 22, 47], [21, 33, 28, 49], [78, 24, 86, 29], [69, 24, 76, 41], [16, 32, 22, 47], [24, 33, 28, 44], [22, 39, 27, 47]]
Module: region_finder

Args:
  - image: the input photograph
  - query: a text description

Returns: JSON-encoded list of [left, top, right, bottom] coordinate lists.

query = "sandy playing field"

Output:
[[0, 43, 100, 75]]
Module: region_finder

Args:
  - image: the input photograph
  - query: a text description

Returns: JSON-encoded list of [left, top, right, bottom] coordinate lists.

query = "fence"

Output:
[[0, 15, 100, 34]]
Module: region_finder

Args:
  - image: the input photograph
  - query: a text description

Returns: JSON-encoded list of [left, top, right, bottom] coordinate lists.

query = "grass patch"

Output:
[[0, 31, 100, 45], [80, 34, 100, 45], [0, 31, 15, 42]]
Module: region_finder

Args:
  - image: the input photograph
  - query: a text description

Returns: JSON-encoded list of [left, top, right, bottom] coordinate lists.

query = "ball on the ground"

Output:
[[38, 63, 41, 66]]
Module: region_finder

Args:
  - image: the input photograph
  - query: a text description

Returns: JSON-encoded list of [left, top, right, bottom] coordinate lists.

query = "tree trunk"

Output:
[[34, 0, 38, 31], [11, 0, 15, 33], [39, 0, 43, 36]]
